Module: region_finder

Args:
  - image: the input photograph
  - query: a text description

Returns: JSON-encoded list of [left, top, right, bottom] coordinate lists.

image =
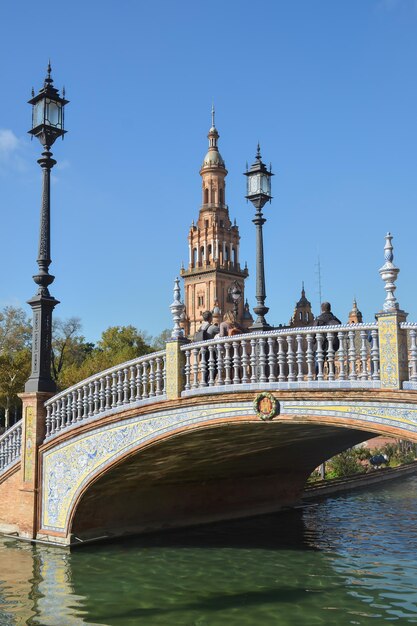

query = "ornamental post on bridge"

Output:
[[376, 233, 408, 389], [17, 65, 68, 537], [165, 278, 188, 399]]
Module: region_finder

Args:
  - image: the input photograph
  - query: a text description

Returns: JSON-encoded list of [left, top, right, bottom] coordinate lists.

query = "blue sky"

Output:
[[0, 0, 416, 341]]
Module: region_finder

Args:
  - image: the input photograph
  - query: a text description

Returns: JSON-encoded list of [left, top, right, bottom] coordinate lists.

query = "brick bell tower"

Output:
[[180, 108, 249, 337]]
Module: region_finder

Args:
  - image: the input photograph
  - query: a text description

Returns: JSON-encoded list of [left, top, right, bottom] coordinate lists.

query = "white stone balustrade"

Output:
[[44, 351, 166, 439], [401, 324, 417, 389], [0, 420, 22, 474], [181, 324, 380, 394]]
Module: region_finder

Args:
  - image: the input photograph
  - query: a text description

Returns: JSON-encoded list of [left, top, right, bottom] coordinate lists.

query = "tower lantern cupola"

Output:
[[180, 109, 249, 337]]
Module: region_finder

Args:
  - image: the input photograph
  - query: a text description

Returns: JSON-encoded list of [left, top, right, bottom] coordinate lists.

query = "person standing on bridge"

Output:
[[313, 302, 341, 370], [194, 311, 219, 342]]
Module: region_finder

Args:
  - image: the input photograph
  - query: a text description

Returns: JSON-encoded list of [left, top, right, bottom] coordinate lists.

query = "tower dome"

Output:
[[201, 105, 226, 170]]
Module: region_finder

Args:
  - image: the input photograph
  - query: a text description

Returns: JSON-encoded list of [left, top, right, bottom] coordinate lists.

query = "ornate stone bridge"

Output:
[[1, 235, 417, 546]]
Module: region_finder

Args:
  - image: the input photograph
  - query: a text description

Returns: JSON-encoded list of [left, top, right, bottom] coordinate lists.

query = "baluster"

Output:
[[278, 336, 286, 382], [163, 355, 166, 393], [55, 399, 62, 432], [99, 377, 106, 412], [337, 332, 346, 380], [296, 334, 304, 382], [371, 329, 380, 380], [116, 370, 123, 405], [82, 384, 89, 417], [360, 330, 368, 380], [233, 341, 241, 384], [327, 332, 335, 381], [348, 330, 357, 380], [224, 342, 232, 385], [192, 347, 199, 389], [250, 339, 257, 382], [268, 337, 277, 382], [142, 363, 149, 398], [6, 437, 11, 464], [91, 380, 99, 414], [200, 346, 208, 387], [123, 367, 130, 403], [88, 382, 94, 417], [155, 358, 163, 395], [11, 434, 15, 462], [208, 345, 216, 386], [71, 390, 77, 423], [258, 338, 267, 383], [50, 401, 57, 434], [316, 332, 324, 381], [184, 349, 191, 390], [216, 344, 224, 386], [111, 373, 117, 407], [287, 336, 296, 382], [0, 442, 4, 470], [66, 395, 72, 426], [241, 339, 249, 384], [184, 350, 191, 390], [45, 405, 52, 437], [135, 365, 142, 401], [77, 388, 83, 421], [129, 366, 136, 401], [148, 361, 155, 397], [306, 333, 315, 381], [59, 398, 66, 431]]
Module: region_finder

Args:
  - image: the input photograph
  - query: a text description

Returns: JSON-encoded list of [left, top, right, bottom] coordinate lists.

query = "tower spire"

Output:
[[211, 102, 215, 129]]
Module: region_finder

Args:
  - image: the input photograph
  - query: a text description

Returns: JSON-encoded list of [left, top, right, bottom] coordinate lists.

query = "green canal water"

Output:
[[1, 476, 417, 625]]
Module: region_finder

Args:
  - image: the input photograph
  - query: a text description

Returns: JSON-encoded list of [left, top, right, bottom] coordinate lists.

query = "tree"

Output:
[[150, 328, 172, 350], [0, 349, 31, 428], [51, 317, 95, 386], [0, 306, 31, 353], [58, 325, 153, 388], [0, 306, 32, 427]]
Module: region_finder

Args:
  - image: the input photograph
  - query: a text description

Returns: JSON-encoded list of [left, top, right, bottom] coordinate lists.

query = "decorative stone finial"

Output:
[[211, 103, 215, 129], [379, 232, 400, 312], [170, 277, 185, 340]]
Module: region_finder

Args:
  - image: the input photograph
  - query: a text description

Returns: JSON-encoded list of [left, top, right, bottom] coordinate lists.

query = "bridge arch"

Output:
[[37, 392, 417, 544]]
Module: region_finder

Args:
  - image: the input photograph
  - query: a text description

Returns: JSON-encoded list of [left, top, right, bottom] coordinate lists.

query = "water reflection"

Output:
[[0, 477, 417, 625]]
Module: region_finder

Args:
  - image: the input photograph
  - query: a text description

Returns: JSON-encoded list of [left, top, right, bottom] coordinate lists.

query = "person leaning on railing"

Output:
[[217, 310, 243, 338]]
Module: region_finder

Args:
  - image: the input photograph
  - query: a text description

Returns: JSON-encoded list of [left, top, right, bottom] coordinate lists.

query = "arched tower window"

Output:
[[208, 245, 212, 260], [204, 188, 209, 204], [225, 247, 229, 262], [299, 312, 302, 321], [200, 246, 205, 261], [232, 248, 236, 265], [193, 248, 197, 266], [219, 188, 224, 204]]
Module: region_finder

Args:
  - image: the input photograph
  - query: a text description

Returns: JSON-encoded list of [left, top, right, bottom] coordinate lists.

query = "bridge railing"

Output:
[[180, 323, 380, 394], [44, 350, 166, 439], [0, 420, 22, 475], [401, 323, 417, 389]]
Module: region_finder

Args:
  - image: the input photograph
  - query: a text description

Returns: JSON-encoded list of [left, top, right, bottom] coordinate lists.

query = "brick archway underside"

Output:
[[69, 421, 373, 542]]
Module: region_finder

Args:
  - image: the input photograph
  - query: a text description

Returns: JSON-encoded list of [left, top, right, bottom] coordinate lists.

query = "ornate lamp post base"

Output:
[[25, 293, 59, 393]]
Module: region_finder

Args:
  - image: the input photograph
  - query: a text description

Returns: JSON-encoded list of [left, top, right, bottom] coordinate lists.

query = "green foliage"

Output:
[[58, 325, 153, 389], [327, 449, 366, 479], [0, 306, 32, 427], [0, 304, 170, 419]]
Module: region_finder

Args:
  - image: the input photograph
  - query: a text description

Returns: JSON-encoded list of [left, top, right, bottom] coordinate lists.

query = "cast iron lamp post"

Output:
[[228, 281, 242, 319], [244, 144, 273, 330], [25, 63, 68, 393]]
